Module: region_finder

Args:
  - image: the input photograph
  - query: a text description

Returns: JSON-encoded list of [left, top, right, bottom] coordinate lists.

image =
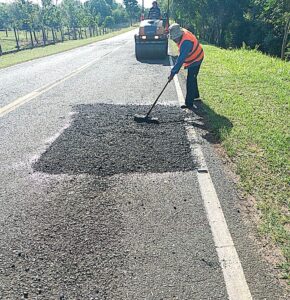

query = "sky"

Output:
[[0, 0, 154, 7], [116, 1, 153, 8]]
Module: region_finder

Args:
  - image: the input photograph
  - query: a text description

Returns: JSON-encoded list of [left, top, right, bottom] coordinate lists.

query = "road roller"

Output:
[[134, 1, 169, 60], [135, 19, 168, 59]]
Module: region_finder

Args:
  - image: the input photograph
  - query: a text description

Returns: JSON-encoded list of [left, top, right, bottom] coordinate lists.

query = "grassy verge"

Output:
[[170, 41, 290, 280], [0, 27, 135, 69]]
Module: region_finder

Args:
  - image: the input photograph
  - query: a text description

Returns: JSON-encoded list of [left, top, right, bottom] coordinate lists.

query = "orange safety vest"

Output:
[[178, 29, 204, 67]]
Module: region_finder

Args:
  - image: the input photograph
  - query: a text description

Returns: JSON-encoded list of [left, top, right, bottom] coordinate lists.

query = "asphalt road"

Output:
[[0, 30, 288, 299]]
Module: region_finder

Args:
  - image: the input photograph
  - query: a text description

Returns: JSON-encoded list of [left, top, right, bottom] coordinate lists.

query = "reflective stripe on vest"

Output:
[[178, 29, 204, 67]]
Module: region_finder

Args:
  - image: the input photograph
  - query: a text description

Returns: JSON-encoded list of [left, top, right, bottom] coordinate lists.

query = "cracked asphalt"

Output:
[[0, 30, 288, 299]]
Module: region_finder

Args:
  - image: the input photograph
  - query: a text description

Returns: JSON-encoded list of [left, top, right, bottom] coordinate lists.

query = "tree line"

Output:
[[159, 0, 290, 59], [0, 0, 141, 53]]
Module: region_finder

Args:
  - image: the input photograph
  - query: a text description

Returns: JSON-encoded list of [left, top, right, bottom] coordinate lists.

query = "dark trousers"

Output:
[[185, 63, 201, 105]]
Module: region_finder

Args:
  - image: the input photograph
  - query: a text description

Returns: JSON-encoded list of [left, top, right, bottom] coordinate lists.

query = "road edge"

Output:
[[169, 55, 253, 300]]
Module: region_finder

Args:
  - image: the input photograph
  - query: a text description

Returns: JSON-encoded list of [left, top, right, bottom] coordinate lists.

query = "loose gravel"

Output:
[[33, 104, 196, 176]]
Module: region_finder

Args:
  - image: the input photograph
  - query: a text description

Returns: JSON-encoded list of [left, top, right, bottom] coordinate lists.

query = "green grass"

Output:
[[0, 27, 134, 69], [0, 30, 45, 52], [170, 41, 290, 280], [0, 30, 19, 52]]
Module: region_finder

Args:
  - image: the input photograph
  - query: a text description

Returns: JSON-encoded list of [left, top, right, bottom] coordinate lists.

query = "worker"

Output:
[[148, 1, 161, 20], [168, 23, 204, 108]]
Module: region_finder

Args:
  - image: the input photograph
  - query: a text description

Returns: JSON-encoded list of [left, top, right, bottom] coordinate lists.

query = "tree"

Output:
[[103, 15, 115, 29], [0, 3, 10, 36], [40, 0, 65, 43], [158, 0, 288, 57], [112, 6, 129, 24], [87, 0, 111, 24], [123, 0, 139, 26], [8, 0, 27, 49], [61, 0, 81, 39], [246, 0, 290, 56], [281, 13, 290, 60]]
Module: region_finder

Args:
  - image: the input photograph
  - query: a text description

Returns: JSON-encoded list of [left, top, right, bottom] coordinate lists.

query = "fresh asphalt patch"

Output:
[[33, 103, 196, 176]]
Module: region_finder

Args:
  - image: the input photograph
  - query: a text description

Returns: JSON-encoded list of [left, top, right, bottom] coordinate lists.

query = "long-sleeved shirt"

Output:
[[171, 40, 202, 76], [148, 7, 161, 19]]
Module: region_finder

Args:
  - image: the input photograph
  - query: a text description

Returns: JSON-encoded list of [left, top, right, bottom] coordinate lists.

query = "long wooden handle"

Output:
[[146, 80, 170, 117]]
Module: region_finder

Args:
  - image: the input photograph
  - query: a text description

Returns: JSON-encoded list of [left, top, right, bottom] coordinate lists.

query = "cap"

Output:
[[169, 23, 183, 40]]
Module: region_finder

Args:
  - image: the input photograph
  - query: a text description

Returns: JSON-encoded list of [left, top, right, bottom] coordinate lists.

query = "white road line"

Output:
[[169, 56, 252, 300], [0, 43, 126, 118]]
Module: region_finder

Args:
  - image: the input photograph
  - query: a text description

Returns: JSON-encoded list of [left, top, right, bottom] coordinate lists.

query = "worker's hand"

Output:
[[168, 73, 175, 82]]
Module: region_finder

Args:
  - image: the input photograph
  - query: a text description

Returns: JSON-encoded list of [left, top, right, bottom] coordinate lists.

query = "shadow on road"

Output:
[[136, 56, 171, 66]]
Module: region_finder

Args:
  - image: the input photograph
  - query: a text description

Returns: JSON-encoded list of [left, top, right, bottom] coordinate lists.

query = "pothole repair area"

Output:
[[33, 103, 196, 176]]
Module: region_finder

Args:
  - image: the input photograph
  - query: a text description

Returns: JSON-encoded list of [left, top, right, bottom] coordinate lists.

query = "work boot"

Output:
[[181, 104, 191, 109]]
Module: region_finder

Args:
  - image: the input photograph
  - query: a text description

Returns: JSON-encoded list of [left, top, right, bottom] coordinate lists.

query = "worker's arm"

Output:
[[168, 40, 193, 81]]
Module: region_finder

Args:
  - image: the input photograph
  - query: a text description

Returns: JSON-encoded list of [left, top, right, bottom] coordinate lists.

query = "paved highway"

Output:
[[0, 30, 287, 299]]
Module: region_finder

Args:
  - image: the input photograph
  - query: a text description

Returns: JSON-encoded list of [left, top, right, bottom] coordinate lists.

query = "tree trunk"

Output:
[[29, 29, 34, 48], [73, 27, 77, 40], [13, 27, 20, 49], [52, 28, 56, 43], [42, 27, 47, 45], [33, 31, 39, 44], [5, 28, 8, 37], [281, 16, 290, 60], [67, 27, 71, 40], [60, 27, 64, 42]]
